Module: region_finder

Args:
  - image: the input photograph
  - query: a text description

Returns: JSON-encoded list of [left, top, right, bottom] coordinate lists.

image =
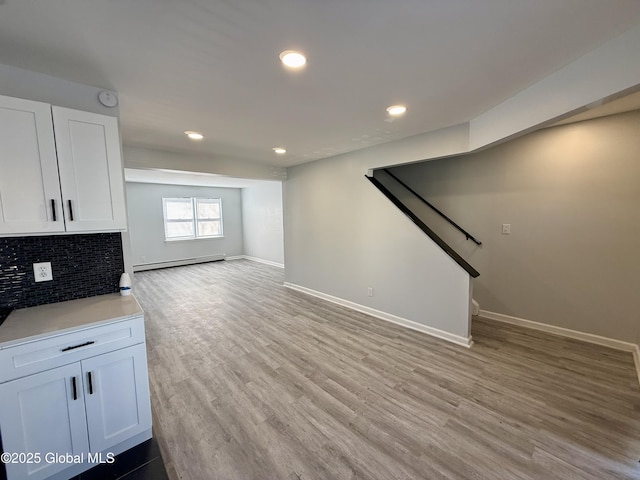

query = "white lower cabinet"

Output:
[[0, 319, 151, 480], [83, 344, 151, 454], [0, 363, 90, 480]]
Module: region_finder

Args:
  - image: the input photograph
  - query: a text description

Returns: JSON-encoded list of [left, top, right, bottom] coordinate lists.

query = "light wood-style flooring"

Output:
[[134, 260, 640, 480]]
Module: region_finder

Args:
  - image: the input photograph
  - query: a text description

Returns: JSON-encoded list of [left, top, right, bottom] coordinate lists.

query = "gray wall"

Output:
[[126, 183, 243, 266], [284, 134, 474, 343], [241, 182, 284, 266], [0, 63, 119, 116], [391, 110, 640, 344]]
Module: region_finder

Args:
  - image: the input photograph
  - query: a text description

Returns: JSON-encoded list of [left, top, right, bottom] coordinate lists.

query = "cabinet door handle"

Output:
[[72, 376, 78, 400], [51, 199, 57, 222], [61, 341, 95, 352], [68, 200, 74, 221], [88, 371, 94, 395]]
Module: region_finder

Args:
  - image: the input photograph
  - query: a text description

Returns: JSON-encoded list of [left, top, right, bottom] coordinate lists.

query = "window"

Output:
[[162, 197, 223, 241]]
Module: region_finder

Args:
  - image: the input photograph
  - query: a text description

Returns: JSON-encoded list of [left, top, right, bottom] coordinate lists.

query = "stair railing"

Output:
[[382, 169, 482, 246]]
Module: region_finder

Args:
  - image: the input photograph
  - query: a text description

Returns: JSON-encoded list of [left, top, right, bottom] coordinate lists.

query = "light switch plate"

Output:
[[502, 224, 511, 235], [33, 262, 53, 282]]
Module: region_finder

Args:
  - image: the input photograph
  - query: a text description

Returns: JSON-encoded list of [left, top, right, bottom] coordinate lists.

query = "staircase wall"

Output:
[[284, 140, 474, 345]]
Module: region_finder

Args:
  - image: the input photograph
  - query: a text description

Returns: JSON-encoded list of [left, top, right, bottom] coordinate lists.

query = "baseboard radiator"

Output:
[[133, 254, 225, 272]]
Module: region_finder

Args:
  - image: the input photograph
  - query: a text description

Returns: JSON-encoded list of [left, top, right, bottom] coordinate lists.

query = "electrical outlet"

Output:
[[33, 262, 53, 282], [502, 224, 511, 235], [367, 287, 374, 297]]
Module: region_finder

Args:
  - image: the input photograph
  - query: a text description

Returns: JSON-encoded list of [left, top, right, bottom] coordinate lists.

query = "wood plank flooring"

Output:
[[134, 260, 640, 480]]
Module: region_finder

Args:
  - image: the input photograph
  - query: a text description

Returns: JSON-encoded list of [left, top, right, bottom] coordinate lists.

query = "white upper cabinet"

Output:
[[0, 95, 127, 236], [52, 107, 127, 232], [0, 95, 64, 234]]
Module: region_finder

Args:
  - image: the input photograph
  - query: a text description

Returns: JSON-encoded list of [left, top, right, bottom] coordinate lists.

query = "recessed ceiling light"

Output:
[[184, 131, 204, 140], [273, 147, 287, 155], [386, 105, 407, 116], [279, 50, 306, 69]]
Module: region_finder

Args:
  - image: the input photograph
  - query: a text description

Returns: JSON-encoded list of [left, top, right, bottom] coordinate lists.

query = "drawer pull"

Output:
[[61, 341, 95, 352], [88, 371, 94, 395], [72, 376, 78, 400]]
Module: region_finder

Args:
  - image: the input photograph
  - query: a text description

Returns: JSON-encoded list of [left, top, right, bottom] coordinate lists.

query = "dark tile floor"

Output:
[[71, 438, 169, 480]]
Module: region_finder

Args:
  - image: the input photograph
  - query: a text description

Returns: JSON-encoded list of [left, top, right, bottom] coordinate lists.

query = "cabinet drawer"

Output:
[[0, 316, 145, 383]]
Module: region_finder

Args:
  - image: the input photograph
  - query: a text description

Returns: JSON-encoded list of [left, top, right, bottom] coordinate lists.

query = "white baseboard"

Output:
[[471, 298, 480, 316], [226, 255, 284, 268], [479, 309, 640, 386], [284, 282, 472, 348], [478, 309, 637, 351], [133, 254, 225, 272]]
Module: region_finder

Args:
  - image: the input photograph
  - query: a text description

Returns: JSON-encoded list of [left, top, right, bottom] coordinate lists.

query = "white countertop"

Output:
[[0, 294, 144, 348]]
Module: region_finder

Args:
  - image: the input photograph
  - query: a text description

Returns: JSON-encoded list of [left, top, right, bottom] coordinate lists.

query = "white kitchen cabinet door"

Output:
[[82, 343, 152, 453], [0, 95, 64, 235], [0, 363, 90, 480], [52, 106, 127, 232]]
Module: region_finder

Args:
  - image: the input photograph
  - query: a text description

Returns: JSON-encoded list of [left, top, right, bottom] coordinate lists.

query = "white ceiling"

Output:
[[1, 1, 640, 167]]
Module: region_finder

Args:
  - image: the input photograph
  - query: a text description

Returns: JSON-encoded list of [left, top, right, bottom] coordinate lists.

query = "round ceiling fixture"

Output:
[[279, 50, 306, 69], [184, 131, 204, 140], [273, 147, 287, 155], [386, 105, 407, 116], [98, 91, 118, 108]]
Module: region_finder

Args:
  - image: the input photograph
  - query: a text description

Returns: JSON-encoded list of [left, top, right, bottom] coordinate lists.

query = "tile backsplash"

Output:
[[0, 233, 124, 309]]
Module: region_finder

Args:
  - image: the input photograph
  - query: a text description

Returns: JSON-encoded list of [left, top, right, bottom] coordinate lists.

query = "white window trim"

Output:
[[162, 197, 223, 242]]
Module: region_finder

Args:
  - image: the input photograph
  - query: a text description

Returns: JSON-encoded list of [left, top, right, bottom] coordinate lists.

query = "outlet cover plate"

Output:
[[33, 262, 53, 282]]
